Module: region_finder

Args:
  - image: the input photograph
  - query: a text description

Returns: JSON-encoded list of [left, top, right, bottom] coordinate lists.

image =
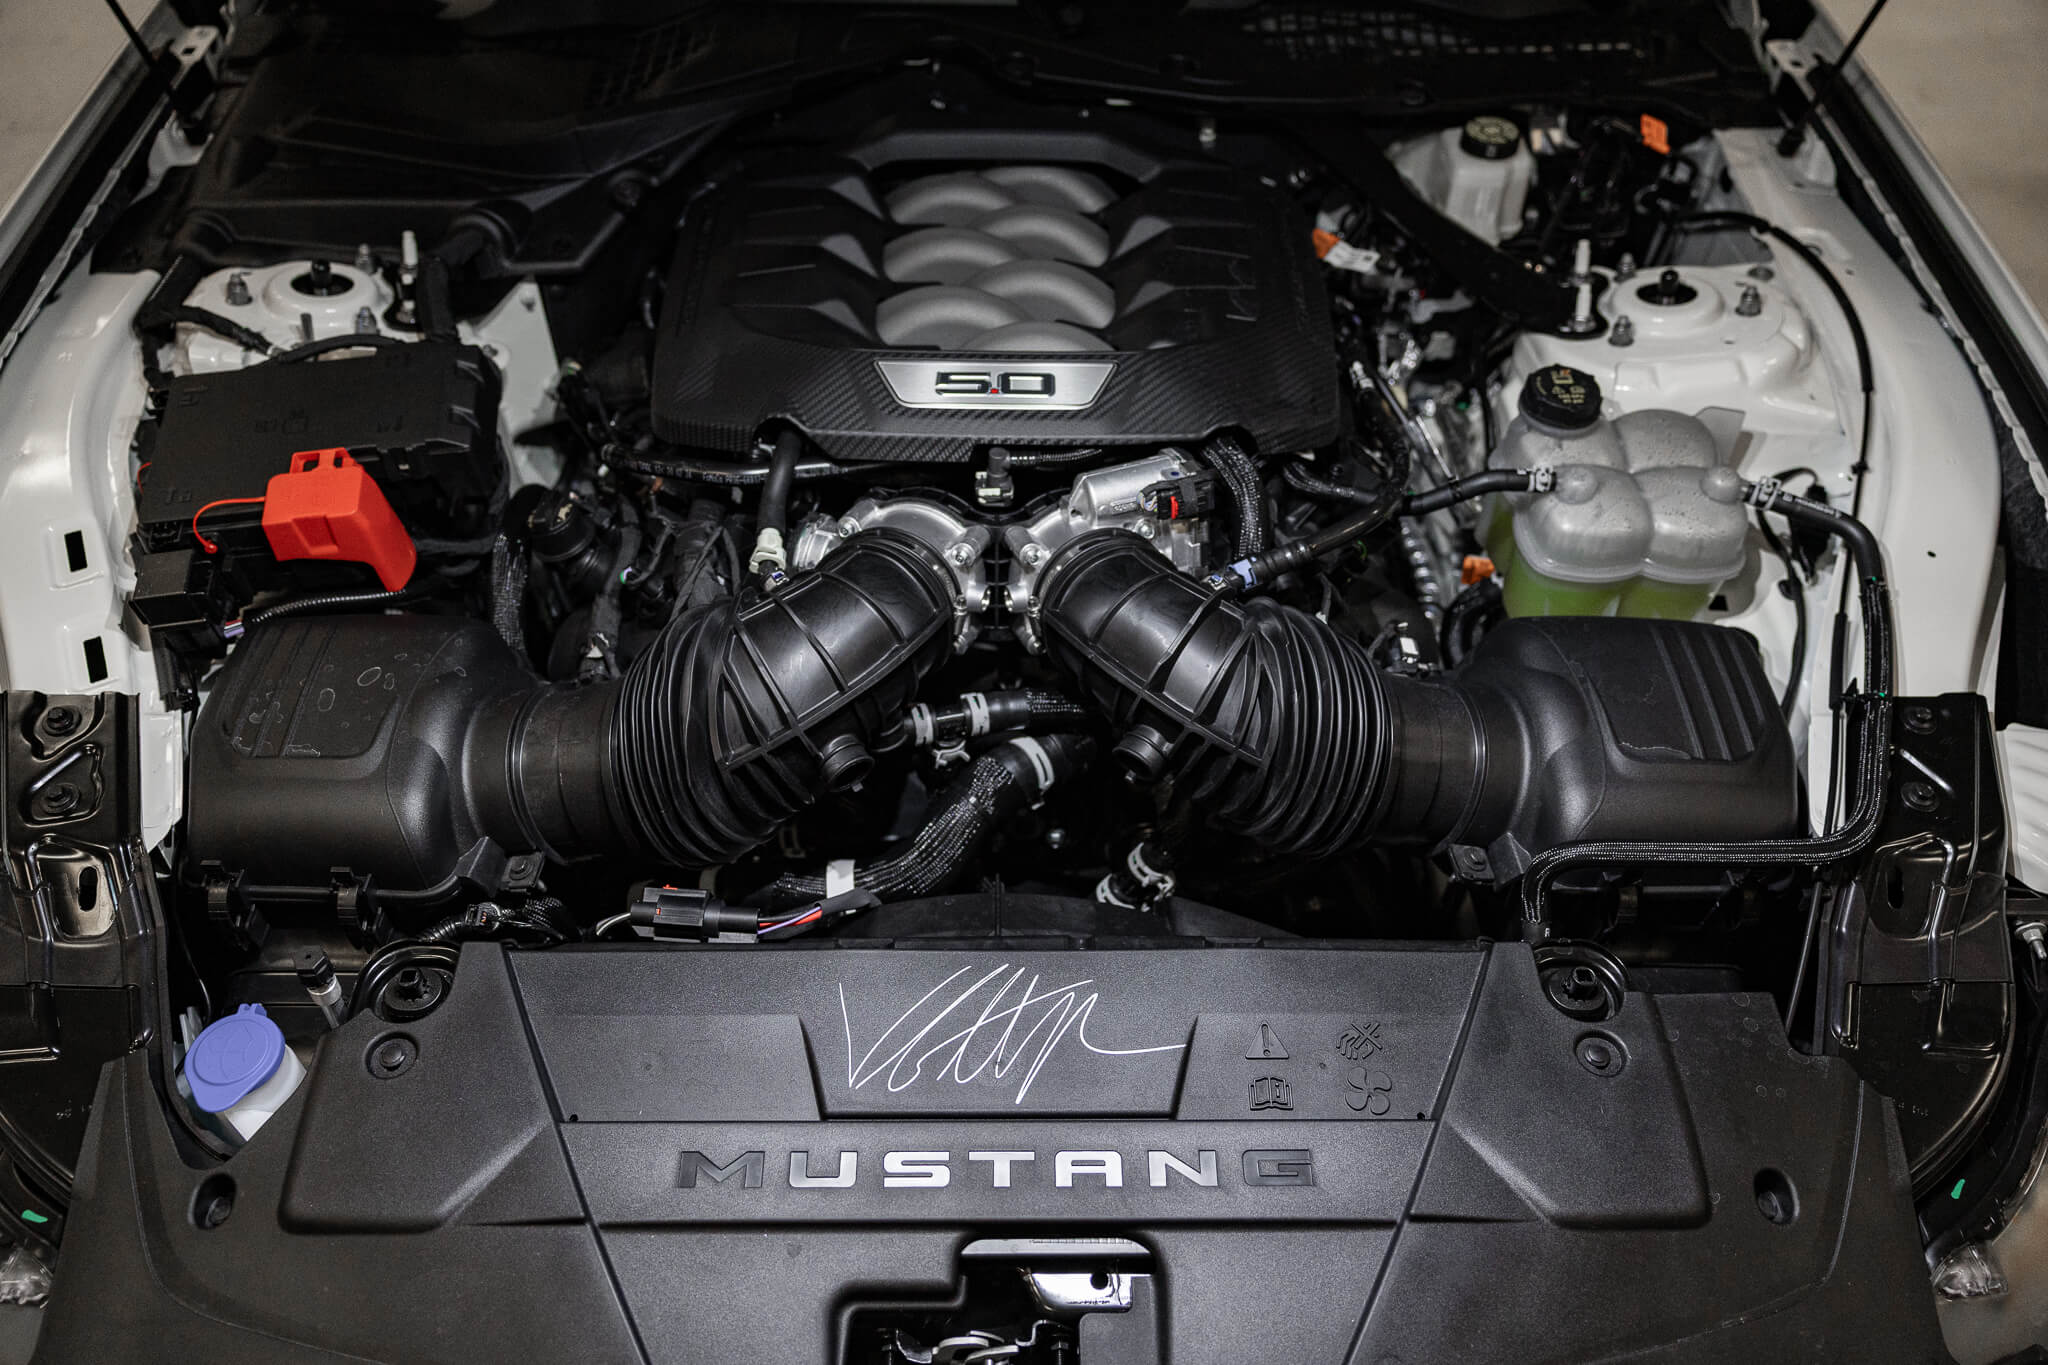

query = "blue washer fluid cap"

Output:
[[185, 1003, 286, 1114]]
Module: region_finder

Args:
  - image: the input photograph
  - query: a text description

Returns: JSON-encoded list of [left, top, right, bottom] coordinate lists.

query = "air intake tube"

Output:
[[475, 528, 956, 867], [1032, 530, 1797, 876], [187, 530, 958, 898]]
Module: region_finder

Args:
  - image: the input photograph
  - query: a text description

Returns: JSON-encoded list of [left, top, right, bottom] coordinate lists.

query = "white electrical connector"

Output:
[[748, 525, 788, 576]]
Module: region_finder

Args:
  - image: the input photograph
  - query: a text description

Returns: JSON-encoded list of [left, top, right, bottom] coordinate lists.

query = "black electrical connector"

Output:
[[1140, 470, 1218, 522], [631, 886, 761, 939], [294, 949, 347, 1029]]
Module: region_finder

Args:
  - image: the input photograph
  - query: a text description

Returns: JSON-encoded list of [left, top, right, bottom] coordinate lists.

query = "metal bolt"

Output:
[[197, 1193, 233, 1228], [1608, 315, 1635, 347], [354, 307, 377, 334], [354, 243, 376, 272], [224, 272, 251, 306], [1046, 828, 1067, 850], [2019, 922, 2048, 963], [1903, 705, 1937, 735], [1747, 264, 1776, 281], [1614, 252, 1637, 282], [1736, 284, 1763, 317], [946, 542, 976, 567], [1019, 542, 1048, 568], [1135, 520, 1156, 540], [1902, 781, 1941, 812], [42, 705, 79, 736], [838, 518, 861, 539]]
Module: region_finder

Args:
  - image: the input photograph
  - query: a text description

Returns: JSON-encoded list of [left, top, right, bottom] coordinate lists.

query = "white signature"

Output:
[[838, 963, 1187, 1104]]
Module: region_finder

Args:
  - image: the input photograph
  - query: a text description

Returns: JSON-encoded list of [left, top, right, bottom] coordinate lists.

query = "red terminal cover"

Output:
[[260, 449, 417, 591]]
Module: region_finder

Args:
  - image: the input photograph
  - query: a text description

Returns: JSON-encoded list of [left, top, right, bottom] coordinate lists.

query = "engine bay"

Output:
[[149, 80, 1846, 949], [4, 3, 2039, 1361]]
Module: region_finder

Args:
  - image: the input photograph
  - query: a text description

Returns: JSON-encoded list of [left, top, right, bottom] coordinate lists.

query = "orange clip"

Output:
[[1639, 113, 1671, 156], [1461, 554, 1497, 587]]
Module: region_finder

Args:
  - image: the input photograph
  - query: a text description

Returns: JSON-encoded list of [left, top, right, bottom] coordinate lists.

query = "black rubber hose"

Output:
[[1283, 462, 1375, 505], [763, 734, 1094, 907], [474, 529, 957, 867], [754, 428, 802, 576], [1195, 433, 1268, 560], [1400, 469, 1535, 517], [1757, 512, 1810, 718], [906, 690, 1090, 748], [1224, 469, 1540, 592]]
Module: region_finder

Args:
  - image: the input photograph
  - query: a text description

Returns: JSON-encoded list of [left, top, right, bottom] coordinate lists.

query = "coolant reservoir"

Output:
[[1484, 366, 1748, 619], [1390, 115, 1535, 243]]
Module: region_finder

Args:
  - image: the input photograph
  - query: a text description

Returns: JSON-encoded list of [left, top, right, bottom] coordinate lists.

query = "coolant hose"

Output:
[[749, 427, 803, 576], [906, 690, 1090, 748], [763, 733, 1094, 907]]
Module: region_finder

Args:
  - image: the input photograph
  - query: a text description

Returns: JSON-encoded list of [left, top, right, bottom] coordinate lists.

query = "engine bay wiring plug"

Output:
[[626, 886, 762, 940], [595, 889, 779, 941], [295, 950, 348, 1030], [592, 886, 886, 941]]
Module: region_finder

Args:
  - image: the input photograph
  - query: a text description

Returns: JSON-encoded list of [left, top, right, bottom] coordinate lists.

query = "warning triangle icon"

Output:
[[1246, 1022, 1289, 1060]]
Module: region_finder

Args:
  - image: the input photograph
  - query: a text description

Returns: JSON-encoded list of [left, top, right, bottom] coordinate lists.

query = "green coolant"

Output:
[[1500, 563, 1623, 618], [1478, 496, 1514, 577], [1617, 577, 1715, 621]]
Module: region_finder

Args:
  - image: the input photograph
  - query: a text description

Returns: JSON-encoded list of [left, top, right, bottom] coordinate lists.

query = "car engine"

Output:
[[156, 92, 1833, 940], [6, 6, 2031, 1362]]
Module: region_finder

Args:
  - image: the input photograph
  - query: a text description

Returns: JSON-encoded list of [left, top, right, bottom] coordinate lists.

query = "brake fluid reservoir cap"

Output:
[[1459, 114, 1521, 160], [185, 1004, 286, 1114], [1520, 365, 1602, 432]]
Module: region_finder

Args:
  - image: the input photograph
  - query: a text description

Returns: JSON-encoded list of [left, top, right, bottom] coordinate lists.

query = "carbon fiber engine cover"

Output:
[[651, 129, 1342, 461]]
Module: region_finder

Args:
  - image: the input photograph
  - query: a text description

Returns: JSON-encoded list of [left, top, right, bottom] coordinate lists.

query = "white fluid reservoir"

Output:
[[1390, 116, 1535, 243]]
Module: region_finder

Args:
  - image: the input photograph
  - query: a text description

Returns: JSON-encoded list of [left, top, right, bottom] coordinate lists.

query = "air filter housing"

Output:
[[651, 129, 1341, 462]]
